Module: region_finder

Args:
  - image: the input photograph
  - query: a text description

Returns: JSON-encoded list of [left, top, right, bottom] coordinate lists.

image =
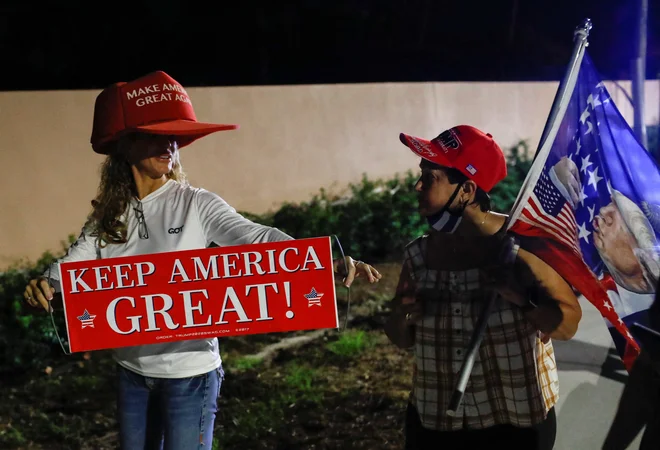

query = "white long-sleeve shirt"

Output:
[[44, 179, 292, 378]]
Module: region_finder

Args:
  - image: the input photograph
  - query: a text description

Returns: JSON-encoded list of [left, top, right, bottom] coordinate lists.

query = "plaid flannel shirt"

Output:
[[404, 234, 559, 432]]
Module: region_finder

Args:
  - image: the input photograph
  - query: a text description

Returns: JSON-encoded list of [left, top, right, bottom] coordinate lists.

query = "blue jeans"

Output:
[[116, 364, 223, 450]]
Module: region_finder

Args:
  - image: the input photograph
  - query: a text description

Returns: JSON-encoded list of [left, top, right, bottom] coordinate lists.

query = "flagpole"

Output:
[[446, 18, 593, 417], [537, 18, 593, 159], [508, 18, 592, 228]]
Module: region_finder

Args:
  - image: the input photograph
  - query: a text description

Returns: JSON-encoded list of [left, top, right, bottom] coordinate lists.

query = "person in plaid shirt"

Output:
[[384, 125, 582, 450]]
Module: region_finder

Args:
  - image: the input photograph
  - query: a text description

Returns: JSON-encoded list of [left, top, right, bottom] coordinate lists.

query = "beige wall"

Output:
[[1, 80, 658, 269]]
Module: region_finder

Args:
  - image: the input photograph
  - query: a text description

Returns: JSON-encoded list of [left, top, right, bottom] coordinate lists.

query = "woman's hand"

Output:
[[23, 277, 56, 312], [334, 256, 382, 287]]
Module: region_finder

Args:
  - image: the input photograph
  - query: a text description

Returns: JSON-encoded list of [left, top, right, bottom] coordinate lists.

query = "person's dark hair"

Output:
[[420, 159, 491, 212]]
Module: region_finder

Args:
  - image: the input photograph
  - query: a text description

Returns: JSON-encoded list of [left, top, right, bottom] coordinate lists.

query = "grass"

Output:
[[0, 427, 27, 447], [326, 330, 374, 358], [231, 355, 263, 372], [285, 363, 323, 404]]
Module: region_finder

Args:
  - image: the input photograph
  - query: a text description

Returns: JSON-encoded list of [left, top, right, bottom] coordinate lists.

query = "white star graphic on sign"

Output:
[[580, 109, 591, 124], [579, 185, 588, 207], [588, 205, 596, 222], [580, 154, 593, 175], [576, 138, 582, 155], [588, 167, 603, 190], [578, 222, 591, 243], [603, 300, 612, 311], [618, 317, 624, 325]]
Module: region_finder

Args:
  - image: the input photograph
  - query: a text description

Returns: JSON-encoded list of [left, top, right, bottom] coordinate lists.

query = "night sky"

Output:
[[1, 0, 658, 91]]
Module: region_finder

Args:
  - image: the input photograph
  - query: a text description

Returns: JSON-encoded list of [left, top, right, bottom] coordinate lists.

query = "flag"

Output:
[[304, 287, 324, 307], [508, 51, 660, 369], [77, 309, 97, 329]]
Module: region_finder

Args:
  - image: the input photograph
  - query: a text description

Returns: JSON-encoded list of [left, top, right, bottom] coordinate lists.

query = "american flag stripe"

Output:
[[520, 205, 572, 247], [528, 191, 577, 237], [520, 193, 580, 253], [552, 201, 577, 230], [518, 213, 578, 254], [519, 210, 579, 254], [560, 204, 578, 227]]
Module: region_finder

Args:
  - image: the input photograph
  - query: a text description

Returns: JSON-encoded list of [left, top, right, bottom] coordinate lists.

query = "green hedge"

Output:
[[0, 248, 69, 376], [0, 140, 532, 374]]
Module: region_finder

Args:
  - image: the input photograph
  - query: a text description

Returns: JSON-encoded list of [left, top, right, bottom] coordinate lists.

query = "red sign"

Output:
[[58, 237, 338, 353]]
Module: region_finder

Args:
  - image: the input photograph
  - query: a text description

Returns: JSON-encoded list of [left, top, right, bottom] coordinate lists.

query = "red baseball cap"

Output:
[[90, 71, 238, 154], [399, 125, 507, 192]]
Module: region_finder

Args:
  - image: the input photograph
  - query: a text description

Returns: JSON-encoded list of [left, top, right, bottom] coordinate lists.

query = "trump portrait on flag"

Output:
[[551, 158, 660, 322], [508, 51, 660, 365]]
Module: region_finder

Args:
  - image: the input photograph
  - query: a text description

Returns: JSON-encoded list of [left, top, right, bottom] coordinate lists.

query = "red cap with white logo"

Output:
[[399, 125, 507, 192], [91, 71, 238, 154]]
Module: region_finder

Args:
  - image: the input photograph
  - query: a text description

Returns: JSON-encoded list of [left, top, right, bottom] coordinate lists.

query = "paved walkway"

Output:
[[554, 299, 643, 450]]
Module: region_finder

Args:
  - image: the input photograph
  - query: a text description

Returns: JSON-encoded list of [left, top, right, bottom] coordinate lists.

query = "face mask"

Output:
[[426, 184, 465, 233]]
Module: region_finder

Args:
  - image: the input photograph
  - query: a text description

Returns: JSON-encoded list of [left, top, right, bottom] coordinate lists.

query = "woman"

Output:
[[384, 125, 581, 450], [23, 70, 381, 450]]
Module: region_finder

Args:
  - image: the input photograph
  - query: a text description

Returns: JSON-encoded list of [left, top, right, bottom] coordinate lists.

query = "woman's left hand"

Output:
[[335, 256, 382, 287]]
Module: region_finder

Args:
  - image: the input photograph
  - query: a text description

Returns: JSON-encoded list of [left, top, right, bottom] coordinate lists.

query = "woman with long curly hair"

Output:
[[22, 70, 381, 450]]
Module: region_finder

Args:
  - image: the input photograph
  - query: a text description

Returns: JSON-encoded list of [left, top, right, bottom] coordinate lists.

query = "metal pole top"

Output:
[[575, 18, 593, 41]]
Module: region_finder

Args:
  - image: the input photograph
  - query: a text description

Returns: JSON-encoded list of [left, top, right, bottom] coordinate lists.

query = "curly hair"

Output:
[[87, 137, 187, 247]]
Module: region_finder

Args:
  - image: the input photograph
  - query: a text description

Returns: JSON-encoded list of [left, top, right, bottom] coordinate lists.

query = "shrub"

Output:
[[0, 245, 70, 376]]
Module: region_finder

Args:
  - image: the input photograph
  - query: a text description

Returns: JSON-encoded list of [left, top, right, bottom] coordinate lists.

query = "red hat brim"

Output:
[[93, 120, 239, 154], [399, 133, 454, 169], [136, 119, 238, 136]]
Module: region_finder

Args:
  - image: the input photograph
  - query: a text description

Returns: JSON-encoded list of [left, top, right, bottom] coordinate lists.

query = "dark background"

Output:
[[0, 0, 658, 91]]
